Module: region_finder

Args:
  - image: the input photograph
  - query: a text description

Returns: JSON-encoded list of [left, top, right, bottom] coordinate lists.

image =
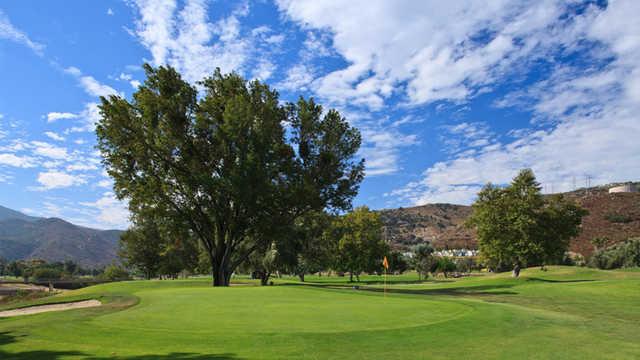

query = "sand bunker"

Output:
[[0, 300, 101, 318]]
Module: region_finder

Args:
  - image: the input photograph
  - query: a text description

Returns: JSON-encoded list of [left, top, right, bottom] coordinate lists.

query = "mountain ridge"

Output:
[[0, 206, 122, 267]]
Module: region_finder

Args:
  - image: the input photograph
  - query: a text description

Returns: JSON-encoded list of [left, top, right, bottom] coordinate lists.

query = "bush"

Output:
[[101, 264, 131, 281], [435, 257, 457, 277], [454, 257, 477, 273], [589, 238, 640, 269], [605, 213, 633, 224]]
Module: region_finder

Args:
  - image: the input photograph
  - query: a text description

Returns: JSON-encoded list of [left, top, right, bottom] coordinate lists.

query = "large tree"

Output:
[[97, 64, 364, 286], [466, 169, 587, 277]]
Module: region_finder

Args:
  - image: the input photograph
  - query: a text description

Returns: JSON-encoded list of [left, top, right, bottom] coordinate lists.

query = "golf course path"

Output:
[[0, 299, 101, 318]]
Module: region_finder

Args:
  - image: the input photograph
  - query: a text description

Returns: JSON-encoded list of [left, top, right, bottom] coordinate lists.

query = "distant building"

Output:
[[609, 183, 638, 193]]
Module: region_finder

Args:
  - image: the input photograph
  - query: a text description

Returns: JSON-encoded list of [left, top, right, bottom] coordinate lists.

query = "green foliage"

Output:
[[589, 238, 640, 269], [119, 224, 163, 279], [604, 213, 633, 223], [100, 264, 131, 281], [411, 243, 436, 279], [466, 169, 587, 274], [454, 257, 477, 273], [31, 267, 63, 281], [96, 64, 364, 286], [590, 236, 609, 250], [387, 250, 409, 274], [435, 257, 457, 277], [334, 207, 388, 281]]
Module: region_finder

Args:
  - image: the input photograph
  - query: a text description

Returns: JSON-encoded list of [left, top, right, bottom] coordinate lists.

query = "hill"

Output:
[[380, 182, 640, 256], [0, 207, 122, 267], [0, 205, 39, 222]]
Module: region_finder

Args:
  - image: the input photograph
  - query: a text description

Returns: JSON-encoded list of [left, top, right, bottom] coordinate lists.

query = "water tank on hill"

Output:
[[609, 183, 638, 193]]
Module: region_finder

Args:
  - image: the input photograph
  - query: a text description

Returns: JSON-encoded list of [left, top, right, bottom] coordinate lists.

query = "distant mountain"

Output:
[[0, 205, 40, 222], [380, 182, 640, 257], [0, 206, 122, 267]]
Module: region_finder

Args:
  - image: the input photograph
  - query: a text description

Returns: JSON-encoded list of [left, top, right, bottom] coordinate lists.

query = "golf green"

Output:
[[1, 266, 639, 359]]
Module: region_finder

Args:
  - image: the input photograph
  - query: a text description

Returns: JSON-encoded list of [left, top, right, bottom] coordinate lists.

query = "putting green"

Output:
[[1, 267, 639, 359]]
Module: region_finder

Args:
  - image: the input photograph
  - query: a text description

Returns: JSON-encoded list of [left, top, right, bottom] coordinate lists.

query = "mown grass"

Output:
[[0, 266, 639, 359]]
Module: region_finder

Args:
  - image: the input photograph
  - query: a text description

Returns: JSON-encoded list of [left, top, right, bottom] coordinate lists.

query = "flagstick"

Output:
[[384, 268, 387, 298]]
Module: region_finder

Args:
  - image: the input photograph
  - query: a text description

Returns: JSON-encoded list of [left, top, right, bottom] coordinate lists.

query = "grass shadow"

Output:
[[0, 331, 242, 359], [525, 277, 596, 283]]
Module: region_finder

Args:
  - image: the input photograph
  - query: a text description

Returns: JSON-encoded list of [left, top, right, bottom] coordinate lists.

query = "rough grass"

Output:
[[0, 266, 639, 359]]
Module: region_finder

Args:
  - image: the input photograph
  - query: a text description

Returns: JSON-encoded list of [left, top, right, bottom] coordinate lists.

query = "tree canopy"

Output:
[[333, 206, 388, 282], [466, 169, 587, 276], [97, 64, 364, 286]]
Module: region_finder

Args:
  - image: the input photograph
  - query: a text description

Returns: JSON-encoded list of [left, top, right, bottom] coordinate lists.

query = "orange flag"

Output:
[[382, 256, 389, 270]]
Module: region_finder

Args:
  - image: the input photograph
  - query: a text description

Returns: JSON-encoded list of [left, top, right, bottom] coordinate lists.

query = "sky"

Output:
[[0, 0, 638, 230]]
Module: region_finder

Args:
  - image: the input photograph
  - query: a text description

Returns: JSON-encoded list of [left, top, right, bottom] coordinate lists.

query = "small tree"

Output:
[[119, 224, 163, 279], [292, 211, 336, 281], [101, 264, 131, 281], [334, 207, 388, 282], [387, 251, 409, 274], [435, 257, 457, 278], [412, 243, 436, 280]]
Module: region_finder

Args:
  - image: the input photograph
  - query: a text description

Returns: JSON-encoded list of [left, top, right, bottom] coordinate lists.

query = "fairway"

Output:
[[1, 267, 639, 359]]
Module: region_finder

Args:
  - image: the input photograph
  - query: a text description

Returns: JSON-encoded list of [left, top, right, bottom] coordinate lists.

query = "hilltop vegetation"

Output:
[[381, 182, 640, 255]]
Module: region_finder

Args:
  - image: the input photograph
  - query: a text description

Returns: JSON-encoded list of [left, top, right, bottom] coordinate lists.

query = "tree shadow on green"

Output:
[[0, 331, 242, 360], [526, 277, 596, 283], [0, 331, 84, 360]]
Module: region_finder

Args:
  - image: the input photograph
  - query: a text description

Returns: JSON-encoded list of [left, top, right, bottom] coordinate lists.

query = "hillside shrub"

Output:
[[589, 238, 640, 269], [605, 213, 633, 224]]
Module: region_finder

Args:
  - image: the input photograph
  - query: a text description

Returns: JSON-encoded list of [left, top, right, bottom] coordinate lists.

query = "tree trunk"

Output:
[[512, 264, 521, 278], [298, 273, 305, 282], [260, 272, 271, 286], [349, 272, 353, 282]]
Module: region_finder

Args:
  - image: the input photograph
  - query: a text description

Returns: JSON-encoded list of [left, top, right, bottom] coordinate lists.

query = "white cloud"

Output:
[[97, 179, 112, 188], [65, 102, 101, 133], [79, 192, 130, 229], [0, 153, 35, 168], [252, 59, 276, 81], [30, 141, 68, 160], [359, 127, 418, 176], [0, 9, 44, 54], [78, 75, 119, 97], [107, 8, 114, 16], [276, 0, 586, 108], [47, 112, 78, 122], [66, 163, 98, 172], [44, 131, 65, 142], [131, 0, 249, 83], [65, 67, 120, 97], [36, 170, 87, 190], [277, 64, 315, 92], [390, 0, 640, 205]]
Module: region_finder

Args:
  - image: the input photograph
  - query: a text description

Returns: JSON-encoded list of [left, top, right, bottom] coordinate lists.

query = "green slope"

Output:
[[0, 266, 639, 359]]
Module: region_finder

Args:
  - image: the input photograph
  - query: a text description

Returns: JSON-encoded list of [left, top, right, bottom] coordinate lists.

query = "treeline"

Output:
[[0, 258, 103, 281], [120, 206, 482, 283]]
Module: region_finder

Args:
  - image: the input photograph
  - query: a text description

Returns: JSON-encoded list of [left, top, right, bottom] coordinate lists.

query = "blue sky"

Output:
[[0, 0, 638, 229]]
